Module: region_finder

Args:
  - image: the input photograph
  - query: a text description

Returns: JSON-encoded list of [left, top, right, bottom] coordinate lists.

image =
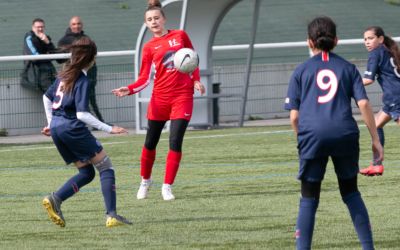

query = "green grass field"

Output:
[[0, 125, 399, 249]]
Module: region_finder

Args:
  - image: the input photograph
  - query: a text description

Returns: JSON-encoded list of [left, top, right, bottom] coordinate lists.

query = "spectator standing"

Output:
[[58, 16, 104, 123]]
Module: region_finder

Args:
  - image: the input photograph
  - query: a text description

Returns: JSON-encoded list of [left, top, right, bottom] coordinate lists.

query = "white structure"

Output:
[[134, 0, 248, 133]]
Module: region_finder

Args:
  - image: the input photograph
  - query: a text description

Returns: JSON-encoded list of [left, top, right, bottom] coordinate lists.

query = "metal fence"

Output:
[[0, 58, 383, 136]]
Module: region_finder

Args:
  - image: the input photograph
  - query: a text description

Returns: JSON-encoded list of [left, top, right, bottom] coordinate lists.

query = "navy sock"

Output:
[[99, 169, 116, 215], [295, 197, 319, 250], [55, 165, 95, 201], [377, 128, 384, 147], [343, 192, 374, 250]]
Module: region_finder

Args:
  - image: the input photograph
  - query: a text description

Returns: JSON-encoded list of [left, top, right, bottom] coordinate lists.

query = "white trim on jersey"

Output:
[[43, 95, 53, 126], [77, 111, 112, 133], [133, 63, 154, 93]]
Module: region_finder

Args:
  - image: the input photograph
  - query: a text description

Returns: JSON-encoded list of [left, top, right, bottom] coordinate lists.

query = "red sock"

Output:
[[164, 150, 182, 185], [140, 147, 156, 179]]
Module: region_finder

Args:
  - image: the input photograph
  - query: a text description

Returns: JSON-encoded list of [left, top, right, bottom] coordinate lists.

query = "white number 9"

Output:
[[317, 69, 338, 103]]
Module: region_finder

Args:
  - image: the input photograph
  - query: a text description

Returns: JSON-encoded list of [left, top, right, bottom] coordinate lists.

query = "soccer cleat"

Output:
[[42, 194, 65, 227], [359, 164, 384, 176], [161, 184, 175, 201], [106, 214, 132, 228], [136, 179, 153, 200]]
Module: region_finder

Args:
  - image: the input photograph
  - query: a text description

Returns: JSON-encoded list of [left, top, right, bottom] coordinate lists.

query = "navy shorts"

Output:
[[382, 103, 400, 121], [298, 154, 359, 182], [50, 118, 103, 164]]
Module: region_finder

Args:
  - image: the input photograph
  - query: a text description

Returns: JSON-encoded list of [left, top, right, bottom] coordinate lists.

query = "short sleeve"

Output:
[[352, 65, 368, 101], [44, 79, 59, 101], [364, 49, 379, 80], [284, 69, 301, 110]]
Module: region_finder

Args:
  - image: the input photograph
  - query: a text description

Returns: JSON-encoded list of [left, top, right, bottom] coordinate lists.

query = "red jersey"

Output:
[[128, 30, 200, 97]]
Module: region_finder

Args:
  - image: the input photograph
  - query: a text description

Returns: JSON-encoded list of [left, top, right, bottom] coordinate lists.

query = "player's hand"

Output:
[[194, 81, 205, 95], [112, 87, 130, 97], [372, 139, 384, 163], [110, 126, 128, 134], [41, 126, 51, 136]]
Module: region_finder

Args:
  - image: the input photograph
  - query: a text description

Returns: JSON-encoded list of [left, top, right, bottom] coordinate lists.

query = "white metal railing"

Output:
[[1, 37, 399, 62]]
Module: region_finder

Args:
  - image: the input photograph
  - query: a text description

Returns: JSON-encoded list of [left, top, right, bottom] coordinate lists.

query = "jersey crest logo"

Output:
[[168, 39, 181, 47], [162, 50, 176, 71]]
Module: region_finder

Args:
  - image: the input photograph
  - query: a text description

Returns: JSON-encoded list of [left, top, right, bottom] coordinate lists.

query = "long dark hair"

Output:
[[365, 26, 400, 69], [145, 0, 165, 17], [307, 16, 337, 52], [58, 36, 97, 93]]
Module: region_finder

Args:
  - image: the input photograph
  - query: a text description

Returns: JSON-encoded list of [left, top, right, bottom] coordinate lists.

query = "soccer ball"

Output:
[[173, 48, 199, 73]]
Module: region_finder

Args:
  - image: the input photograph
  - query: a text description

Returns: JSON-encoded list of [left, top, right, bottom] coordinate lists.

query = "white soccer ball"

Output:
[[173, 48, 199, 73]]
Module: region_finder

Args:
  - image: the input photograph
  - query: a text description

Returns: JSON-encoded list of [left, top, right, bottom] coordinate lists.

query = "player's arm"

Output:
[[41, 94, 53, 136], [289, 109, 299, 135], [357, 99, 384, 162], [112, 46, 152, 97], [363, 78, 374, 86]]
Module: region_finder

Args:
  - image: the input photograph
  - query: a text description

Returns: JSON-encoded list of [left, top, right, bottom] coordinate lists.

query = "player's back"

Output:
[[45, 72, 90, 130], [286, 52, 368, 158]]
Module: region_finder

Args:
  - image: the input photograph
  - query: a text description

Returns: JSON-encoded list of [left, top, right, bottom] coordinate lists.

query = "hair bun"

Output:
[[148, 0, 161, 8]]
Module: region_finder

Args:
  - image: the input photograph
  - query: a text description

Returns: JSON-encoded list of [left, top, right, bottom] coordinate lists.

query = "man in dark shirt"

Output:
[[58, 16, 104, 123], [22, 18, 56, 92]]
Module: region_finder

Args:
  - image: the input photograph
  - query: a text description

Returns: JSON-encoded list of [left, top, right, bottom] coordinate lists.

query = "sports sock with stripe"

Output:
[[55, 164, 95, 201], [295, 197, 319, 250]]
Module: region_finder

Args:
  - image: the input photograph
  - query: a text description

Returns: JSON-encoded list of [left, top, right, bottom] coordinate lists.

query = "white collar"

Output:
[[82, 69, 88, 76]]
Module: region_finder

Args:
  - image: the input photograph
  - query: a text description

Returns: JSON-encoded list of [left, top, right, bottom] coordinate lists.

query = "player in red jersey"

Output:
[[112, 0, 205, 201]]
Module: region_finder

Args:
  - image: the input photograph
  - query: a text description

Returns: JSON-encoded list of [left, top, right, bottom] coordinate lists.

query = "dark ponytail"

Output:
[[308, 16, 337, 52]]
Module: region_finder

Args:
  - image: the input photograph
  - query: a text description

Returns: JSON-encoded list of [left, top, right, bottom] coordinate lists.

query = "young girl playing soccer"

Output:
[[285, 16, 383, 249], [41, 36, 132, 228], [112, 0, 205, 201], [359, 26, 400, 176]]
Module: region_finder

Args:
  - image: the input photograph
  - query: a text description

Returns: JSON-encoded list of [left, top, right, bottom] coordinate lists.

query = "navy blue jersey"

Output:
[[364, 44, 400, 106], [45, 71, 90, 127], [285, 52, 368, 159]]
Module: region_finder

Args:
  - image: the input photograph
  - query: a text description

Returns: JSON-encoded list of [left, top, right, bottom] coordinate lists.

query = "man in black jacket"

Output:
[[21, 18, 56, 93], [58, 16, 104, 123]]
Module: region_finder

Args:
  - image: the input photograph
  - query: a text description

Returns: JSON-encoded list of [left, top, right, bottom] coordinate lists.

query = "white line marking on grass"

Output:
[[0, 129, 294, 153]]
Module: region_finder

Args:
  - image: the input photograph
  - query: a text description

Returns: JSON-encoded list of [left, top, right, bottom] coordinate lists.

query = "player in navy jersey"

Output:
[[285, 16, 383, 250], [112, 0, 205, 201], [41, 36, 132, 228], [359, 26, 400, 176]]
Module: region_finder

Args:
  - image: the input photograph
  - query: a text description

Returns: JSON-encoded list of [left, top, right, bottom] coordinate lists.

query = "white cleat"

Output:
[[161, 184, 175, 201], [136, 179, 152, 200]]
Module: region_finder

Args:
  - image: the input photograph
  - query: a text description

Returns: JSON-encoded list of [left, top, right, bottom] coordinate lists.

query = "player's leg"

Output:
[[360, 110, 390, 176], [162, 118, 189, 200], [333, 155, 374, 249], [136, 119, 167, 199], [43, 128, 95, 227], [295, 157, 328, 250], [91, 150, 132, 227]]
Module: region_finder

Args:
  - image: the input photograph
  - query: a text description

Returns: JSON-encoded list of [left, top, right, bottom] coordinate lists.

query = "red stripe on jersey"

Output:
[[322, 51, 329, 62]]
